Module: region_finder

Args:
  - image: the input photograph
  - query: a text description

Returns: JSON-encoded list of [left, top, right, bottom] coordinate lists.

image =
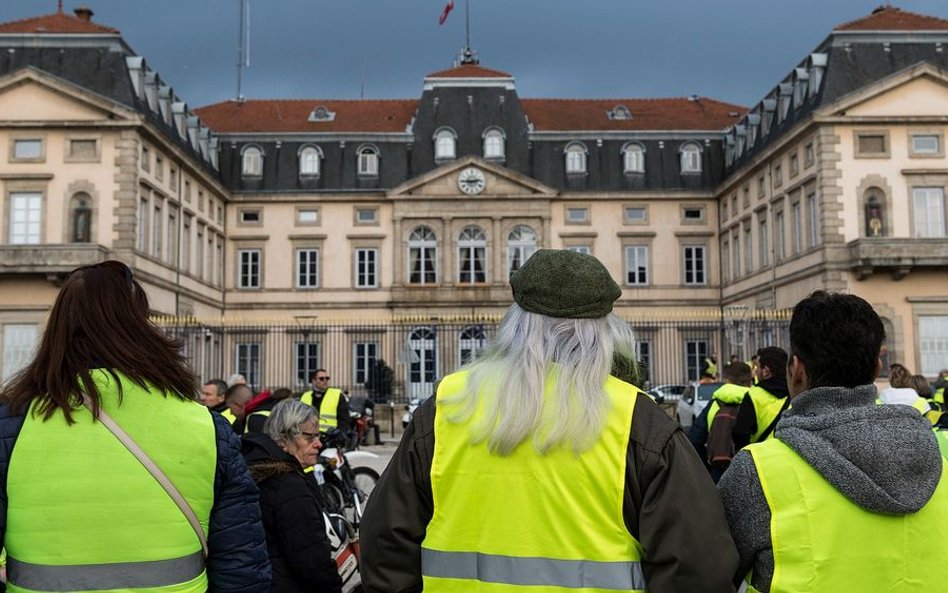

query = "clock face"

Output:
[[458, 167, 487, 195]]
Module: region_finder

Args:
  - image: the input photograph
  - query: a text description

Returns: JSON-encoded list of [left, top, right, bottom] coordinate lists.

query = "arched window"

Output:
[[357, 145, 379, 176], [408, 327, 438, 398], [622, 142, 645, 174], [408, 226, 437, 284], [483, 128, 505, 160], [680, 142, 702, 173], [864, 188, 886, 237], [299, 145, 321, 176], [70, 192, 92, 243], [434, 128, 457, 160], [458, 325, 487, 365], [241, 145, 264, 176], [506, 225, 537, 276], [458, 226, 487, 284], [565, 142, 587, 174]]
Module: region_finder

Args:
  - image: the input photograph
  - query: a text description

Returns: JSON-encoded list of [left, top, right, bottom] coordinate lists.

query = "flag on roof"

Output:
[[439, 1, 455, 25]]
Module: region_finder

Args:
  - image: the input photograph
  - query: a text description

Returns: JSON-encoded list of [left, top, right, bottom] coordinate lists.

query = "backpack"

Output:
[[706, 403, 740, 468]]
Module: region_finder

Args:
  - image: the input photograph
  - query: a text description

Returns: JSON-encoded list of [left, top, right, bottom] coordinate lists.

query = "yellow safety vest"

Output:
[[935, 429, 948, 460], [6, 369, 216, 593], [706, 383, 749, 430], [220, 407, 237, 425], [422, 370, 646, 592], [301, 388, 342, 432], [934, 387, 945, 406], [747, 385, 786, 443], [243, 408, 272, 433], [746, 437, 948, 593]]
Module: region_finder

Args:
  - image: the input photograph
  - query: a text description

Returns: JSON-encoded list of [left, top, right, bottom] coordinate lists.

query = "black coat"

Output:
[[241, 433, 342, 593]]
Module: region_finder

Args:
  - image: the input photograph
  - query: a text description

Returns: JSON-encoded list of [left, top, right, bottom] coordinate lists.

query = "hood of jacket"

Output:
[[712, 383, 751, 404], [776, 384, 941, 515], [241, 432, 300, 484]]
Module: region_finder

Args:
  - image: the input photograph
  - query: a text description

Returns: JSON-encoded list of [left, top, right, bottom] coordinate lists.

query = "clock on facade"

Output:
[[457, 167, 487, 195]]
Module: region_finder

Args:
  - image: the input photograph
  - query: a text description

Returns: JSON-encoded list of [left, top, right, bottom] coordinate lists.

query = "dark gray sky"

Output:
[[3, 1, 948, 109]]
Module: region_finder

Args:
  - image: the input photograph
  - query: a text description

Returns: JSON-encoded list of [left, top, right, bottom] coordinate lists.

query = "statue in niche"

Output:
[[72, 197, 91, 243], [865, 194, 885, 237]]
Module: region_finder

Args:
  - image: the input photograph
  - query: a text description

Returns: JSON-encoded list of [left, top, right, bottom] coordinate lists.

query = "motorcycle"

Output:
[[402, 398, 420, 428], [316, 429, 381, 529], [349, 397, 380, 447], [323, 511, 362, 593]]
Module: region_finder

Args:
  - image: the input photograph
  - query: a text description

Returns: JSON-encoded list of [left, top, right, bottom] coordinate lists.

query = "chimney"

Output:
[[74, 6, 94, 21]]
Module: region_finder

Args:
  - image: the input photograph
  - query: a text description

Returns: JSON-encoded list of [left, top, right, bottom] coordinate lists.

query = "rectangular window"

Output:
[[759, 219, 769, 267], [295, 342, 320, 388], [2, 324, 38, 381], [206, 233, 214, 283], [353, 342, 378, 386], [198, 191, 205, 213], [636, 340, 652, 385], [182, 215, 192, 273], [791, 202, 802, 254], [683, 207, 704, 222], [152, 201, 163, 259], [743, 187, 750, 208], [911, 134, 941, 155], [721, 240, 730, 283], [137, 194, 149, 252], [167, 208, 178, 265], [195, 225, 205, 280], [775, 210, 786, 261], [919, 316, 948, 376], [355, 248, 378, 288], [806, 193, 820, 247], [239, 209, 261, 224], [141, 144, 150, 170], [155, 155, 164, 181], [804, 142, 815, 167], [238, 249, 261, 289], [184, 181, 192, 202], [458, 244, 487, 284], [773, 165, 783, 188], [297, 209, 319, 225], [409, 243, 437, 284], [625, 246, 649, 286], [13, 139, 42, 160], [296, 248, 319, 288], [170, 167, 178, 190], [732, 233, 741, 279], [757, 176, 766, 198], [913, 187, 946, 238], [567, 245, 591, 255], [856, 133, 887, 155], [358, 151, 379, 175], [732, 194, 738, 215], [789, 154, 799, 177], [624, 206, 647, 224], [68, 139, 97, 160], [744, 226, 753, 274], [683, 246, 706, 285], [235, 343, 261, 392], [721, 201, 728, 221], [566, 207, 589, 224], [355, 208, 378, 224], [9, 192, 42, 245], [215, 240, 223, 286], [685, 339, 710, 383]]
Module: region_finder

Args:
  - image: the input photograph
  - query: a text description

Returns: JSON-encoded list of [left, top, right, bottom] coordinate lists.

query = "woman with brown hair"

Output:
[[0, 260, 270, 593]]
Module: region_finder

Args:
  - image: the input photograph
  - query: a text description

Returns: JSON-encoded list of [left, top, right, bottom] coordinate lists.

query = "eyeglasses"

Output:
[[300, 430, 321, 443], [315, 376, 330, 382]]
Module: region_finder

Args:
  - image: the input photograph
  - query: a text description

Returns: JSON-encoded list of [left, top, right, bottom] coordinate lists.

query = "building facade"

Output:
[[0, 6, 946, 391]]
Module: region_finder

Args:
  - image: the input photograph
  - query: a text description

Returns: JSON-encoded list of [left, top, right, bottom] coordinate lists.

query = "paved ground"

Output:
[[349, 437, 401, 477]]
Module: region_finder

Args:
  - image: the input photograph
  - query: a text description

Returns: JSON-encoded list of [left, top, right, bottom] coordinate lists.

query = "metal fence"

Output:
[[155, 310, 791, 403]]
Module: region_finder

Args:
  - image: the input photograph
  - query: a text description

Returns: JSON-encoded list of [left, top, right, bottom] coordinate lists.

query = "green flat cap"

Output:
[[510, 249, 621, 318]]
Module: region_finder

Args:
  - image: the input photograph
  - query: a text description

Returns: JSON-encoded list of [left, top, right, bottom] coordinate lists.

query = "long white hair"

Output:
[[441, 304, 638, 456]]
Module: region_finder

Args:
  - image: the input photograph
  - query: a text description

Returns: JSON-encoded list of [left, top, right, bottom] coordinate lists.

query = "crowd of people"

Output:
[[0, 253, 946, 593]]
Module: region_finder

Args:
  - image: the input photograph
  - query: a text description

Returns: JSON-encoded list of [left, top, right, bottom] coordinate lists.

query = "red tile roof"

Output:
[[427, 64, 512, 78], [194, 99, 419, 133], [521, 98, 746, 131], [835, 6, 948, 31], [0, 11, 119, 34]]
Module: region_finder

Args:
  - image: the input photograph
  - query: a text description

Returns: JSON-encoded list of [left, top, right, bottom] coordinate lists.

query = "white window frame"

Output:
[[299, 146, 321, 176], [567, 245, 592, 255], [241, 146, 264, 176], [919, 316, 948, 376], [685, 339, 710, 383], [458, 326, 487, 366], [483, 128, 505, 160], [774, 210, 786, 261], [911, 134, 941, 156], [680, 143, 702, 173], [355, 247, 379, 288], [806, 193, 820, 247], [624, 206, 647, 224], [13, 139, 42, 160], [357, 146, 379, 176], [683, 245, 706, 286], [506, 225, 537, 277], [625, 245, 649, 286], [296, 248, 320, 289], [408, 226, 438, 284], [791, 202, 803, 254], [434, 128, 457, 160], [236, 343, 262, 392], [565, 143, 588, 174], [2, 324, 38, 382], [353, 341, 378, 386], [295, 341, 320, 388], [458, 226, 488, 284], [9, 192, 42, 245], [913, 187, 946, 238], [744, 226, 753, 274], [759, 218, 769, 267], [152, 199, 163, 259], [622, 143, 645, 173], [237, 249, 261, 289], [566, 207, 589, 224]]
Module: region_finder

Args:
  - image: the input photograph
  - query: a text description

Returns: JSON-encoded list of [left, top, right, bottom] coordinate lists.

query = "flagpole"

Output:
[[465, 0, 471, 51]]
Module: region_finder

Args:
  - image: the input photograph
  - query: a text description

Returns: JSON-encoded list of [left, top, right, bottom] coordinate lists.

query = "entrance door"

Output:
[[408, 327, 437, 400]]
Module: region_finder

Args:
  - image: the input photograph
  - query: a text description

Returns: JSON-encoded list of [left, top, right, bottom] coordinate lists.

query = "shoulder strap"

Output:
[[82, 395, 209, 559], [757, 396, 791, 442]]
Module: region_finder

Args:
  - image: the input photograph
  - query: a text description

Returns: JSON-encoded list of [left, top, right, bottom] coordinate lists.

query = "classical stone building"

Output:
[[0, 5, 946, 391]]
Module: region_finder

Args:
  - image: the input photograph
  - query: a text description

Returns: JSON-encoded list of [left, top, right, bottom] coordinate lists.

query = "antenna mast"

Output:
[[458, 0, 478, 65], [236, 0, 250, 100]]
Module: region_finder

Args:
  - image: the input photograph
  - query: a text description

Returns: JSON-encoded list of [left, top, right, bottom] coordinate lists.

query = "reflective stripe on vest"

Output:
[[747, 437, 948, 593], [6, 369, 215, 593], [747, 385, 786, 443], [421, 549, 645, 590], [7, 551, 204, 591], [243, 409, 272, 433], [319, 388, 342, 431], [422, 370, 645, 593]]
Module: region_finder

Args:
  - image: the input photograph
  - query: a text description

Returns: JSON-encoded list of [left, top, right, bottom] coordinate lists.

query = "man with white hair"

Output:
[[362, 249, 739, 593]]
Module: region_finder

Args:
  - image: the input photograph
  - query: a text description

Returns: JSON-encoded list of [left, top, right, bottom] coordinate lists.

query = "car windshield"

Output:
[[696, 383, 723, 402]]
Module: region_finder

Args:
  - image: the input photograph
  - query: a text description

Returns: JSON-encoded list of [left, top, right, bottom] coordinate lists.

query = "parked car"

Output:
[[677, 382, 723, 430], [645, 384, 687, 404]]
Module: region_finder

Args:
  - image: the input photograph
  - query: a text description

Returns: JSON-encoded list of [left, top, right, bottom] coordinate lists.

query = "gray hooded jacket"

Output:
[[717, 384, 942, 592]]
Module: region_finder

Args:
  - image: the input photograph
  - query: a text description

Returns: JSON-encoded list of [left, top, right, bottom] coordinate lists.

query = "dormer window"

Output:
[[308, 106, 336, 122], [609, 105, 632, 120], [679, 142, 702, 174], [622, 142, 645, 174], [434, 128, 457, 160], [241, 145, 263, 177], [565, 142, 588, 174], [357, 145, 380, 176], [483, 128, 505, 160], [299, 145, 322, 177]]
